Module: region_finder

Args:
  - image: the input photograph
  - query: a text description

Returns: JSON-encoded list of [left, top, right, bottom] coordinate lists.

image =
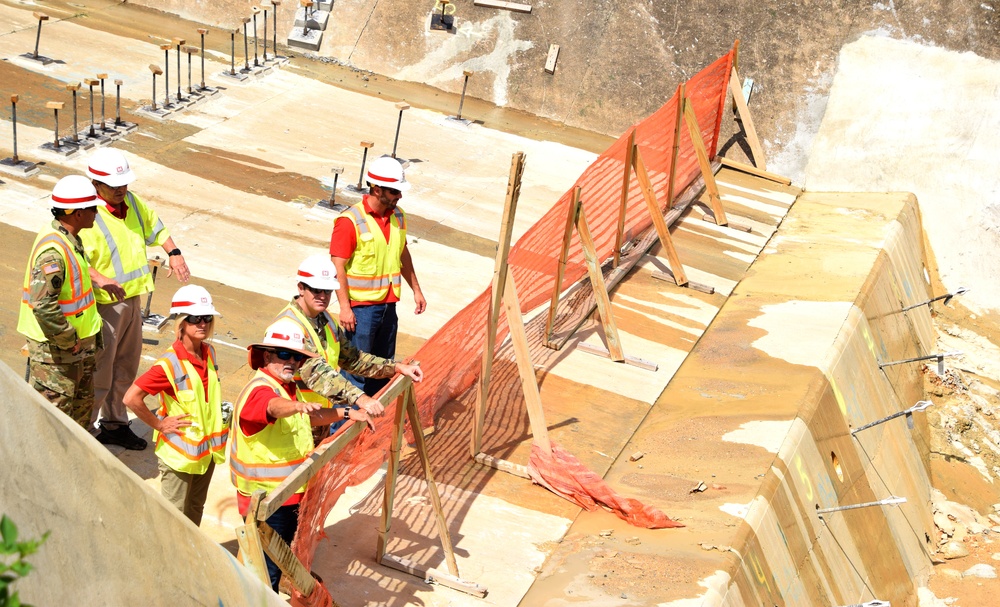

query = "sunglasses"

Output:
[[184, 315, 214, 324], [304, 285, 333, 296], [269, 349, 306, 362]]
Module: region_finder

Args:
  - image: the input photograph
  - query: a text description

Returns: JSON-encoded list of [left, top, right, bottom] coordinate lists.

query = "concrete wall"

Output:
[[0, 363, 284, 606]]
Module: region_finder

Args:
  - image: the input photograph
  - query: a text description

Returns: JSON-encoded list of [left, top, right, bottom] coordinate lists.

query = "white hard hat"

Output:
[[366, 155, 410, 192], [297, 254, 339, 290], [86, 147, 136, 187], [170, 285, 219, 317], [248, 317, 316, 370], [51, 175, 99, 209]]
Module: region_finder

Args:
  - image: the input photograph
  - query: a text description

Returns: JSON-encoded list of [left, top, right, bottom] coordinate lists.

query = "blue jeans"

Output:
[[260, 503, 299, 592], [345, 303, 397, 396]]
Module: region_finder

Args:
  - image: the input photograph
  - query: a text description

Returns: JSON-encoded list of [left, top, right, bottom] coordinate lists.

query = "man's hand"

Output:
[[347, 408, 376, 432], [339, 306, 357, 332], [169, 254, 190, 283], [157, 413, 193, 435], [296, 400, 324, 415], [357, 394, 384, 417], [92, 272, 126, 302], [413, 289, 427, 315], [395, 362, 423, 383]]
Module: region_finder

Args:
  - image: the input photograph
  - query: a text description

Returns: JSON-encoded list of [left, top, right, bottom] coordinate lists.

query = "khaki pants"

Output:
[[91, 296, 142, 431], [158, 459, 215, 526]]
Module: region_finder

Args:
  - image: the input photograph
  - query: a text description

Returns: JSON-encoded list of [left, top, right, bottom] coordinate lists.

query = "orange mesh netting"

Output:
[[291, 49, 734, 594]]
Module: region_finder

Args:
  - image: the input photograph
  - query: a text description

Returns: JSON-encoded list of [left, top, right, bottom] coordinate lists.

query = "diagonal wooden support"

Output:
[[613, 129, 636, 267], [473, 151, 525, 457], [632, 146, 688, 287], [236, 490, 270, 586], [376, 386, 409, 565], [575, 196, 624, 362], [544, 186, 580, 343], [682, 96, 728, 227], [728, 66, 766, 171]]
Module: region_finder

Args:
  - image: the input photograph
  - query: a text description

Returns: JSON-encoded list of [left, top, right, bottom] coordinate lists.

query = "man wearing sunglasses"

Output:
[[330, 155, 426, 397], [230, 318, 372, 592], [273, 255, 423, 422]]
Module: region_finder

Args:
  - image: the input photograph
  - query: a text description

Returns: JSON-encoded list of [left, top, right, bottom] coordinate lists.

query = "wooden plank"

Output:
[[719, 156, 790, 185], [682, 98, 728, 226], [544, 44, 560, 74], [729, 67, 766, 170], [376, 388, 409, 563], [474, 452, 531, 478], [575, 341, 658, 371], [473, 0, 532, 13], [260, 522, 316, 595], [380, 554, 488, 598], [545, 186, 579, 342], [235, 525, 270, 586], [666, 84, 684, 211], [632, 147, 688, 286], [502, 272, 552, 453], [614, 130, 636, 267], [576, 201, 624, 361], [406, 389, 459, 576], [650, 270, 715, 294], [701, 213, 752, 233], [473, 152, 525, 457]]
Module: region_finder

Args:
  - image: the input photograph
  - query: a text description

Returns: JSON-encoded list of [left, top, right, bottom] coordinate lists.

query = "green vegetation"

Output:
[[1, 515, 49, 607]]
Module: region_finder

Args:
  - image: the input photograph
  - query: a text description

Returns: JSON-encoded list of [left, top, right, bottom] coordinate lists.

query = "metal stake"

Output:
[[84, 78, 98, 136], [47, 101, 64, 148], [161, 44, 172, 104], [149, 64, 163, 111], [837, 601, 890, 607], [817, 496, 906, 516], [114, 79, 124, 125], [229, 30, 237, 75], [456, 70, 472, 120], [330, 167, 343, 205], [184, 46, 195, 93], [301, 0, 312, 36], [252, 7, 261, 67], [97, 73, 108, 129], [271, 1, 280, 58], [173, 38, 186, 102], [902, 286, 970, 312], [392, 102, 410, 159], [357, 140, 374, 190], [197, 28, 208, 89], [879, 350, 962, 376], [851, 400, 934, 435], [67, 83, 80, 142], [32, 13, 48, 59], [263, 7, 269, 62], [10, 95, 19, 163], [242, 17, 251, 71]]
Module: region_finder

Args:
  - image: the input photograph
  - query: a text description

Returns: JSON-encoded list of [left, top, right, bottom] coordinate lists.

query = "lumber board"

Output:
[[544, 44, 559, 74], [502, 273, 552, 453], [260, 522, 316, 595], [633, 147, 688, 286], [718, 156, 791, 185], [615, 130, 636, 267], [650, 270, 715, 294], [381, 554, 489, 597], [575, 341, 658, 371], [682, 99, 727, 226], [474, 452, 531, 478], [576, 203, 625, 361], [545, 187, 580, 340], [474, 0, 532, 13], [377, 388, 409, 563], [728, 67, 766, 171], [235, 525, 270, 585], [701, 213, 753, 233]]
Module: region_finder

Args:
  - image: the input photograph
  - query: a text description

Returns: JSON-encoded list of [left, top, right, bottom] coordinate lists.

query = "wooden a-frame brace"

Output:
[[471, 152, 553, 476], [237, 375, 486, 601]]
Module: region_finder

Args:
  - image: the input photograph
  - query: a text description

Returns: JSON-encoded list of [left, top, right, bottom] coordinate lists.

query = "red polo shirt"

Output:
[[134, 340, 210, 400]]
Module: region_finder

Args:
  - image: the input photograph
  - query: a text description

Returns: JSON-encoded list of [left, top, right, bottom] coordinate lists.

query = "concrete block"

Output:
[[0, 157, 40, 177], [316, 0, 333, 12], [287, 28, 323, 52], [38, 141, 81, 157], [294, 9, 329, 30]]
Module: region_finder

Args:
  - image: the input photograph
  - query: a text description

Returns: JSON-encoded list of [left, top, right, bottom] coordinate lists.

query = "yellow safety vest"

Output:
[[229, 370, 314, 496], [17, 227, 102, 342], [338, 201, 406, 303], [153, 344, 226, 475], [274, 304, 341, 408], [79, 192, 169, 304]]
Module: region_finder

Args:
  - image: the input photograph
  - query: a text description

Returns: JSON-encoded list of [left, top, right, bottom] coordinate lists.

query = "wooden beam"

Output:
[[575, 341, 658, 371], [473, 152, 526, 457], [235, 520, 269, 586], [719, 156, 790, 185], [473, 452, 530, 478], [405, 388, 459, 576], [682, 98, 728, 226], [502, 272, 552, 453], [666, 84, 684, 210], [544, 44, 560, 74], [473, 0, 532, 13], [380, 554, 488, 597], [650, 270, 715, 294], [729, 67, 766, 170], [260, 522, 316, 595], [576, 200, 624, 361], [376, 388, 409, 563], [614, 129, 636, 267], [632, 146, 688, 286], [545, 186, 579, 342]]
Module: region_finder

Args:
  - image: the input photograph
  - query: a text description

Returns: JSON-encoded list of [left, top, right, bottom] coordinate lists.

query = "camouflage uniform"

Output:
[[24, 223, 102, 427], [284, 298, 396, 405]]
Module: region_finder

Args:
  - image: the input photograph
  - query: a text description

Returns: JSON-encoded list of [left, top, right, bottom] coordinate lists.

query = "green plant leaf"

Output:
[[0, 515, 16, 550]]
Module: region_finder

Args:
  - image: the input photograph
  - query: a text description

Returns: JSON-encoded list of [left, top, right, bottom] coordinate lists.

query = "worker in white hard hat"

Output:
[[330, 155, 426, 397], [79, 147, 191, 451], [230, 317, 371, 592], [17, 175, 103, 428], [122, 285, 225, 525], [271, 255, 423, 431]]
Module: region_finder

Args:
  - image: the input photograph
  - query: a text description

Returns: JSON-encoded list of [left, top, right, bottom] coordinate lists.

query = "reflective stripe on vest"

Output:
[[274, 305, 342, 408], [229, 372, 313, 494], [153, 345, 226, 474], [340, 202, 406, 302], [17, 229, 102, 342]]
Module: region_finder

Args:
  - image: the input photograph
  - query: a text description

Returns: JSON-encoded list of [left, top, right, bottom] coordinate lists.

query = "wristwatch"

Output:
[[342, 407, 350, 420], [167, 248, 182, 256]]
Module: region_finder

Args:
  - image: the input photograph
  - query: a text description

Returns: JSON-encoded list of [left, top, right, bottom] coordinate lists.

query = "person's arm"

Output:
[[265, 394, 374, 431], [162, 237, 190, 283], [88, 267, 126, 302], [400, 245, 425, 315], [330, 256, 354, 331], [297, 356, 383, 415], [122, 383, 191, 435], [28, 251, 77, 351], [330, 216, 357, 330], [134, 192, 188, 283]]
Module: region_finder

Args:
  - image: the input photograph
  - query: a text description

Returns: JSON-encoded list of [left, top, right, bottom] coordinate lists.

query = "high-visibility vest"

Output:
[[79, 192, 168, 304], [274, 304, 341, 408], [17, 227, 102, 342], [153, 344, 226, 475], [338, 202, 406, 303], [229, 370, 314, 496]]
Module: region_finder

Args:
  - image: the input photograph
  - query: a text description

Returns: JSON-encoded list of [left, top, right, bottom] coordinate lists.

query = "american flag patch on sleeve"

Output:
[[42, 262, 60, 275]]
